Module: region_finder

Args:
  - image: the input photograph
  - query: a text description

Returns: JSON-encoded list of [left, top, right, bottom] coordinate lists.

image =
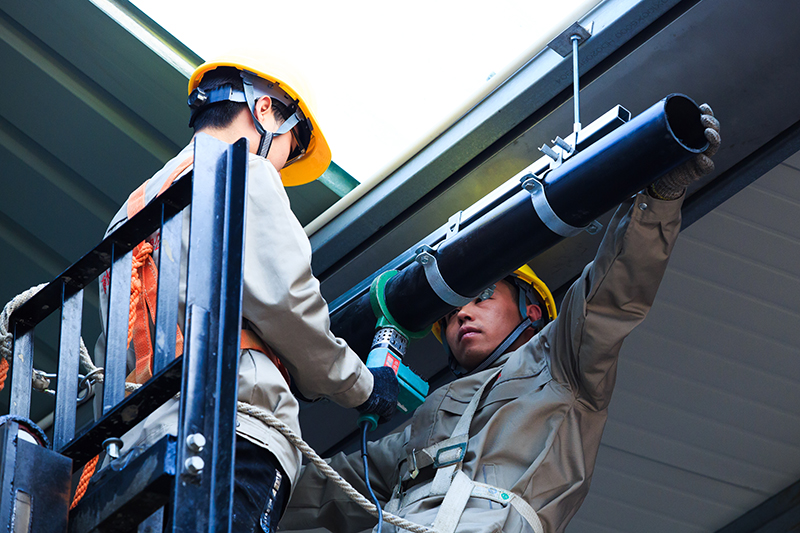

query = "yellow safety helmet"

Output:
[[188, 53, 332, 187], [431, 265, 556, 376], [512, 265, 557, 324]]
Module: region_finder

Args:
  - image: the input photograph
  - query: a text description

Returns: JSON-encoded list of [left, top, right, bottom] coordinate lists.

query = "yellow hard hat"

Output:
[[431, 265, 557, 343], [188, 53, 331, 187], [512, 265, 557, 324]]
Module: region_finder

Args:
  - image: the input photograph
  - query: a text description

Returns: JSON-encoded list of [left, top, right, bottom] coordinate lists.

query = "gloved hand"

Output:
[[648, 103, 721, 200], [356, 366, 399, 423]]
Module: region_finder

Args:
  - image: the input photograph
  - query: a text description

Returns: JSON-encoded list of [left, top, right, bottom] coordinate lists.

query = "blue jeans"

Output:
[[232, 438, 290, 533]]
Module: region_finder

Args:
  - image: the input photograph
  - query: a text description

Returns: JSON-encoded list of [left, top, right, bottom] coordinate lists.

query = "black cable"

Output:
[[361, 421, 383, 533]]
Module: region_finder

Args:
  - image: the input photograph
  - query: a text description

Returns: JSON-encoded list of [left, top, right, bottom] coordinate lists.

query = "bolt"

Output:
[[186, 433, 206, 453], [586, 222, 602, 235], [184, 456, 205, 475], [638, 202, 648, 211], [417, 254, 430, 265], [103, 437, 124, 460]]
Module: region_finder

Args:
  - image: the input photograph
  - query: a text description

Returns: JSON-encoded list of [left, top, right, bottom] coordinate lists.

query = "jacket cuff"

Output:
[[329, 358, 374, 409], [637, 190, 684, 222]]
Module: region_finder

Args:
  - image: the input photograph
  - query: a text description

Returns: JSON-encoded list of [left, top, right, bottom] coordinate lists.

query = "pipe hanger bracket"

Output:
[[522, 176, 585, 238], [415, 245, 475, 308], [546, 21, 593, 58]]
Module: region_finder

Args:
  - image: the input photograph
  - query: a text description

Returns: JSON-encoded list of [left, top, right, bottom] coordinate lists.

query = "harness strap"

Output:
[[432, 470, 473, 533], [240, 329, 291, 386], [124, 156, 292, 389], [401, 368, 542, 533], [394, 470, 544, 533], [405, 369, 502, 477], [124, 156, 191, 385]]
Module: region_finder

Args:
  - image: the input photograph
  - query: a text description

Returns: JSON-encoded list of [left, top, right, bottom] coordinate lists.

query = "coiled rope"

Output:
[[0, 285, 436, 532]]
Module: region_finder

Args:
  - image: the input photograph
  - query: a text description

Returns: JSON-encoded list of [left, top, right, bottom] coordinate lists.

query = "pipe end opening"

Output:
[[665, 94, 708, 152]]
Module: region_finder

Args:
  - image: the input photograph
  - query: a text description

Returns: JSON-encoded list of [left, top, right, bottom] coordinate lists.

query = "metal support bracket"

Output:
[[446, 211, 463, 239], [415, 245, 474, 307]]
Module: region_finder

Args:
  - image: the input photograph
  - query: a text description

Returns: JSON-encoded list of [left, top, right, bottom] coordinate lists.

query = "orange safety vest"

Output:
[[125, 157, 290, 386]]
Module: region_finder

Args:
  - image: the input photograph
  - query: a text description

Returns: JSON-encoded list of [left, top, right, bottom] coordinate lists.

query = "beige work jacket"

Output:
[[282, 192, 682, 532], [96, 141, 373, 485]]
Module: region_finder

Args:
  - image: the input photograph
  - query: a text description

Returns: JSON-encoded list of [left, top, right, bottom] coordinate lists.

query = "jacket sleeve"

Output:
[[281, 430, 407, 533], [241, 158, 372, 408], [542, 191, 683, 411]]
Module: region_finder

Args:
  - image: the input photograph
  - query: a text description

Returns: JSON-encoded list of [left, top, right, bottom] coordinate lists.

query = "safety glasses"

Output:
[[286, 117, 312, 166]]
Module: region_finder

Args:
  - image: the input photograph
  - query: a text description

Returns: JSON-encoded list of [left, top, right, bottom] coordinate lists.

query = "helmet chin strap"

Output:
[[448, 317, 533, 377], [243, 73, 276, 161], [257, 130, 273, 159], [242, 74, 302, 162]]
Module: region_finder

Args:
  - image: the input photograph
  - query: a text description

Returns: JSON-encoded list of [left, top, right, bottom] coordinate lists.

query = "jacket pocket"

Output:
[[480, 367, 552, 409]]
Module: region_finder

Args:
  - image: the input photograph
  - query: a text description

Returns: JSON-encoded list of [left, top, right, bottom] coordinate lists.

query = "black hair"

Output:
[[192, 67, 287, 132]]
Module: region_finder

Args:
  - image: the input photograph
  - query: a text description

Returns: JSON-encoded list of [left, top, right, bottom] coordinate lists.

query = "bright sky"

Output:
[[132, 0, 600, 184]]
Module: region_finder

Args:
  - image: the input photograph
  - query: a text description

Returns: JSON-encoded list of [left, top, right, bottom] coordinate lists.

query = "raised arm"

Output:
[[543, 104, 720, 410]]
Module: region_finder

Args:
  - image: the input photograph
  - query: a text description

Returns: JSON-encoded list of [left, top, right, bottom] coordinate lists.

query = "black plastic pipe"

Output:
[[331, 94, 708, 356]]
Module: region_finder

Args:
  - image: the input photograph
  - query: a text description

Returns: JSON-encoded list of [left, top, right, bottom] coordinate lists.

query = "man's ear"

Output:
[[253, 95, 273, 125], [526, 302, 542, 322]]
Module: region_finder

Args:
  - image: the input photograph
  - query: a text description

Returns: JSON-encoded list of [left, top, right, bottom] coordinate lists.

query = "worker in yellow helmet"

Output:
[[281, 105, 721, 533], [96, 55, 397, 532]]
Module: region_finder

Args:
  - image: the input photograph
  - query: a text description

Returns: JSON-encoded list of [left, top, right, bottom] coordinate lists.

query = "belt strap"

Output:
[[240, 329, 291, 386], [406, 368, 502, 477], [400, 471, 543, 533]]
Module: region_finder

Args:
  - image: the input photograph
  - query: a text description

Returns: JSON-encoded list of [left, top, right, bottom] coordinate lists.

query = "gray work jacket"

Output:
[[282, 192, 682, 532]]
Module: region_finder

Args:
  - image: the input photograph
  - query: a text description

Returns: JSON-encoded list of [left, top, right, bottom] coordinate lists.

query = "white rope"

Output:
[[0, 283, 55, 392], [0, 284, 140, 395], [2, 285, 436, 532], [0, 283, 47, 362]]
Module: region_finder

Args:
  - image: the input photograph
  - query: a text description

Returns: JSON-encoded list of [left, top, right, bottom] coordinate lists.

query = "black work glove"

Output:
[[648, 103, 721, 200], [356, 367, 399, 423]]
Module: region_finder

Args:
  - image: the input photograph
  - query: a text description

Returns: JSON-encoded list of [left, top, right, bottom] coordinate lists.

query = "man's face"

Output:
[[444, 280, 524, 372]]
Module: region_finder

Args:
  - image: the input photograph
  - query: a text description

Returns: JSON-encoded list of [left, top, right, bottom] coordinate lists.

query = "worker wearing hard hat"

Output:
[[95, 55, 398, 531], [281, 108, 721, 532]]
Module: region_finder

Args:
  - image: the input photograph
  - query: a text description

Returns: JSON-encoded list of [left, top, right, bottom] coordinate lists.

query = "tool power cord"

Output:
[[362, 421, 384, 533]]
